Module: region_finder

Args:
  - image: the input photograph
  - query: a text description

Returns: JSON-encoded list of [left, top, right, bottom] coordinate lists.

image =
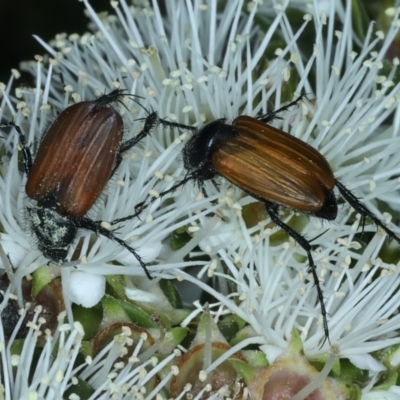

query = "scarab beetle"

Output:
[[3, 89, 153, 278], [134, 94, 400, 342]]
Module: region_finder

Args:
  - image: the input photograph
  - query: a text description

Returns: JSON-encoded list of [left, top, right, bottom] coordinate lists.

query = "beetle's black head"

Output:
[[27, 206, 78, 264], [183, 118, 237, 181]]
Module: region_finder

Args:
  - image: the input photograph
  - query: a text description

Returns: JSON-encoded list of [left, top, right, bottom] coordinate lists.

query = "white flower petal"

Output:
[[68, 271, 105, 307], [348, 354, 386, 372]]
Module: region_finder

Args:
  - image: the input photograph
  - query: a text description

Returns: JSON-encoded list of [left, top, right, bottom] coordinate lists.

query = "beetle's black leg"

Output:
[[257, 92, 308, 124], [112, 111, 159, 174], [76, 217, 152, 279], [119, 111, 160, 155], [116, 111, 197, 172], [111, 175, 195, 225], [120, 111, 196, 155], [336, 180, 400, 244], [112, 109, 198, 221], [158, 117, 197, 132], [264, 201, 330, 344], [1, 122, 33, 174]]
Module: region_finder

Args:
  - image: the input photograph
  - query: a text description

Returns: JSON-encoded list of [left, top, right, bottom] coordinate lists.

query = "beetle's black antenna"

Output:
[[336, 180, 400, 245]]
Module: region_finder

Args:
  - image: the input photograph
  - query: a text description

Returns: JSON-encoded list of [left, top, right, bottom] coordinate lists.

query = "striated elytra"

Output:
[[134, 93, 400, 343], [26, 99, 123, 217], [185, 115, 337, 218], [3, 89, 153, 278]]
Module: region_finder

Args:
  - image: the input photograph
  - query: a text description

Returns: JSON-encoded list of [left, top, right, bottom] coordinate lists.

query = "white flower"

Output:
[[0, 296, 175, 399], [1, 0, 400, 398]]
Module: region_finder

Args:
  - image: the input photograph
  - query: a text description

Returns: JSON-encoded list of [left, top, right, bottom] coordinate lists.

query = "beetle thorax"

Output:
[[183, 118, 237, 181]]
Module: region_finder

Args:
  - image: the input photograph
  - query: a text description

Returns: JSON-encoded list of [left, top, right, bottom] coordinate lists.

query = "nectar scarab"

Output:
[[131, 94, 400, 343], [2, 89, 154, 279]]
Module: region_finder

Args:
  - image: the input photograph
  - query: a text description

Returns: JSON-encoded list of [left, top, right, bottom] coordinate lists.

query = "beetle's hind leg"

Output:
[[335, 179, 400, 245], [264, 202, 330, 344]]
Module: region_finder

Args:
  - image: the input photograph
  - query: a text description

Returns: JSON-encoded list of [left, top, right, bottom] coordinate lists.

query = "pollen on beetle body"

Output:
[[4, 89, 154, 279], [27, 206, 76, 264]]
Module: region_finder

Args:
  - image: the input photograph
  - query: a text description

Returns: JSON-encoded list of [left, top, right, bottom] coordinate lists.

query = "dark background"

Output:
[[0, 0, 113, 84]]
